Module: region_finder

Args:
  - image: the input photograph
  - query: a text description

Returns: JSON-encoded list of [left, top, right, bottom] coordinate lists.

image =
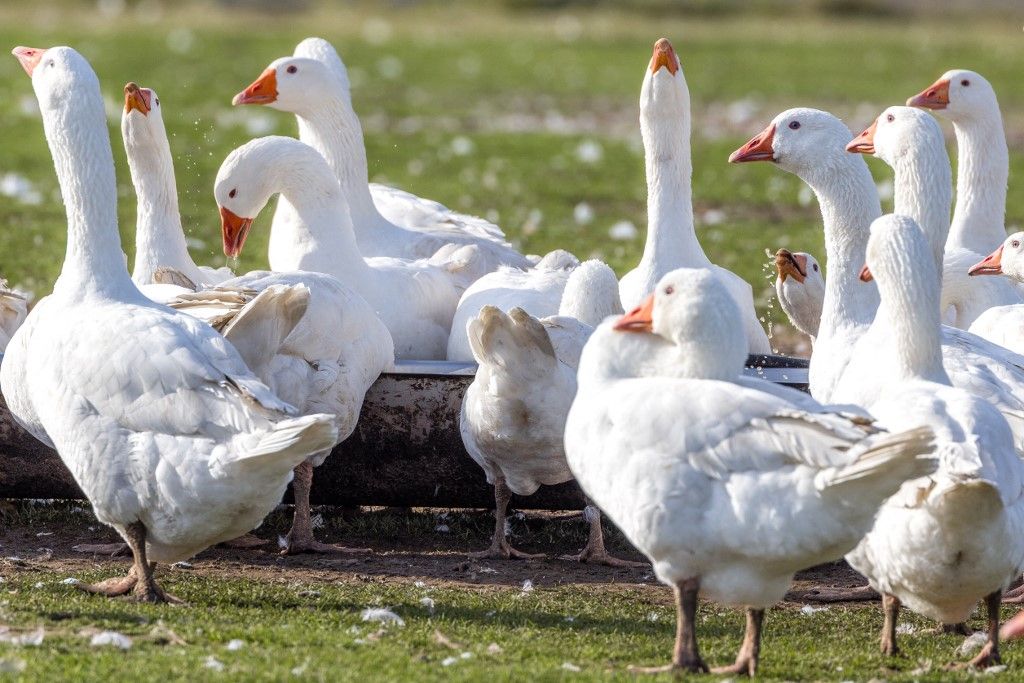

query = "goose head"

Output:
[[215, 136, 334, 258], [121, 82, 166, 150], [774, 249, 824, 339], [969, 232, 1024, 280], [613, 267, 746, 380], [559, 260, 624, 326], [639, 39, 689, 142], [14, 46, 99, 117], [846, 105, 941, 167], [233, 56, 337, 116], [293, 37, 351, 96], [908, 69, 997, 123], [730, 108, 858, 184]]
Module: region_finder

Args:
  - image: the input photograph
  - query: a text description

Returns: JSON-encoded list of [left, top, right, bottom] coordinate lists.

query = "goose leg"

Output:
[[560, 505, 645, 568], [469, 477, 543, 560], [123, 522, 182, 604], [281, 459, 370, 555], [712, 607, 764, 677], [880, 592, 901, 656], [630, 577, 709, 674], [961, 591, 1001, 669]]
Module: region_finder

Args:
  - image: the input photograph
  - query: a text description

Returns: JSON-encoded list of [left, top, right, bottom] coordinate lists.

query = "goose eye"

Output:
[[961, 79, 970, 87], [228, 189, 237, 199], [886, 114, 895, 123], [812, 263, 819, 272], [1013, 240, 1020, 249], [788, 121, 800, 130], [664, 286, 674, 295], [154, 97, 159, 106], [46, 59, 54, 68], [286, 65, 298, 74]]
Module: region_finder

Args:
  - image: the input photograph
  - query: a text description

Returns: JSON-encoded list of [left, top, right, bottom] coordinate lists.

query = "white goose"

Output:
[[121, 82, 233, 296], [565, 267, 935, 674], [619, 39, 769, 354], [847, 105, 1022, 330], [773, 248, 824, 341], [446, 249, 579, 361], [907, 70, 1010, 255], [232, 41, 530, 272], [461, 260, 631, 564], [215, 135, 480, 360], [730, 108, 1024, 452], [1, 46, 338, 601], [849, 214, 1024, 667], [967, 233, 1024, 356], [120, 82, 395, 555]]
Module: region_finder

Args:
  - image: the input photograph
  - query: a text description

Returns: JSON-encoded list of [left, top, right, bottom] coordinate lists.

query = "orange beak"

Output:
[[846, 120, 878, 154], [614, 294, 655, 332], [221, 206, 254, 259], [232, 67, 278, 106], [649, 38, 679, 76], [775, 249, 807, 284], [123, 82, 151, 116], [12, 46, 45, 77], [729, 123, 776, 163], [907, 78, 950, 110], [858, 264, 873, 282], [968, 244, 1003, 276]]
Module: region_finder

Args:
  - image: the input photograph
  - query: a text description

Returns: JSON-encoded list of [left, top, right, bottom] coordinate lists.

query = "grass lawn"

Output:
[[3, 2, 1024, 680]]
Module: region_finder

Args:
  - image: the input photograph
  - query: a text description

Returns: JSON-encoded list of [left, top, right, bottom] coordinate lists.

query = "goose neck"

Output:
[[949, 114, 1008, 253], [892, 149, 953, 273]]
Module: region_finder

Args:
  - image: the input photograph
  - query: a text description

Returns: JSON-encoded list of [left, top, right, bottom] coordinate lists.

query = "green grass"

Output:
[[2, 567, 1022, 681]]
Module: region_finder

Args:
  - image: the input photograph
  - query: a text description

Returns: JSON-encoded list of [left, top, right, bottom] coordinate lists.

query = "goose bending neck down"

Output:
[[215, 135, 473, 360], [1, 45, 338, 602], [620, 38, 769, 354]]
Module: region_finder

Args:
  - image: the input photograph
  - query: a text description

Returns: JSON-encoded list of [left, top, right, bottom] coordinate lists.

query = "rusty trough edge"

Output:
[[0, 354, 809, 510]]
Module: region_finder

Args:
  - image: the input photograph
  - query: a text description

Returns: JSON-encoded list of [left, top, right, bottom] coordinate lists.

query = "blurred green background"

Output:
[[1, 0, 1022, 353]]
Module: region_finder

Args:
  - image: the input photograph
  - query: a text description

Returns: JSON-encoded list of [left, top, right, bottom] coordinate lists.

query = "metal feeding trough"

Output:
[[0, 355, 809, 510]]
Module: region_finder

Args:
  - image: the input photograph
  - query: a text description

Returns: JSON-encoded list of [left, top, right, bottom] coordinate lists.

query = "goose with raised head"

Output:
[[907, 69, 1009, 255], [121, 82, 395, 555], [773, 248, 824, 342], [1, 46, 339, 601], [846, 105, 1022, 330], [849, 214, 1024, 667], [461, 260, 632, 565], [620, 39, 769, 354], [446, 249, 579, 361], [215, 135, 480, 360], [121, 82, 233, 297], [565, 267, 935, 674], [731, 108, 1024, 450], [232, 40, 529, 272]]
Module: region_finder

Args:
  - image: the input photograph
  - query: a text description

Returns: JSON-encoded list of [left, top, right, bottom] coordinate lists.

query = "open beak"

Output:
[[123, 82, 151, 116], [775, 249, 807, 284], [232, 67, 278, 106], [729, 123, 776, 163], [221, 206, 254, 259], [907, 78, 950, 110], [12, 46, 45, 77], [968, 245, 1003, 276], [846, 120, 878, 154], [649, 38, 679, 75], [614, 294, 655, 332], [858, 264, 873, 282]]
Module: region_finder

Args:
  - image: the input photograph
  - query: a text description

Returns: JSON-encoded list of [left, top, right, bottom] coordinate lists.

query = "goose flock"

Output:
[[4, 34, 1024, 676]]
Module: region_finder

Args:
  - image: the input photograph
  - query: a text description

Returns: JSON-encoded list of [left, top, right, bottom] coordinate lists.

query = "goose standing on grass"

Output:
[[967, 233, 1024, 356], [907, 70, 1009, 256], [847, 105, 1022, 330], [1, 46, 339, 601], [232, 41, 529, 272], [461, 261, 634, 565], [215, 135, 480, 360], [848, 214, 1024, 667], [619, 38, 769, 354], [121, 82, 233, 297], [773, 248, 824, 342], [565, 267, 935, 674], [730, 109, 1024, 451], [446, 249, 579, 361], [120, 81, 395, 555]]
